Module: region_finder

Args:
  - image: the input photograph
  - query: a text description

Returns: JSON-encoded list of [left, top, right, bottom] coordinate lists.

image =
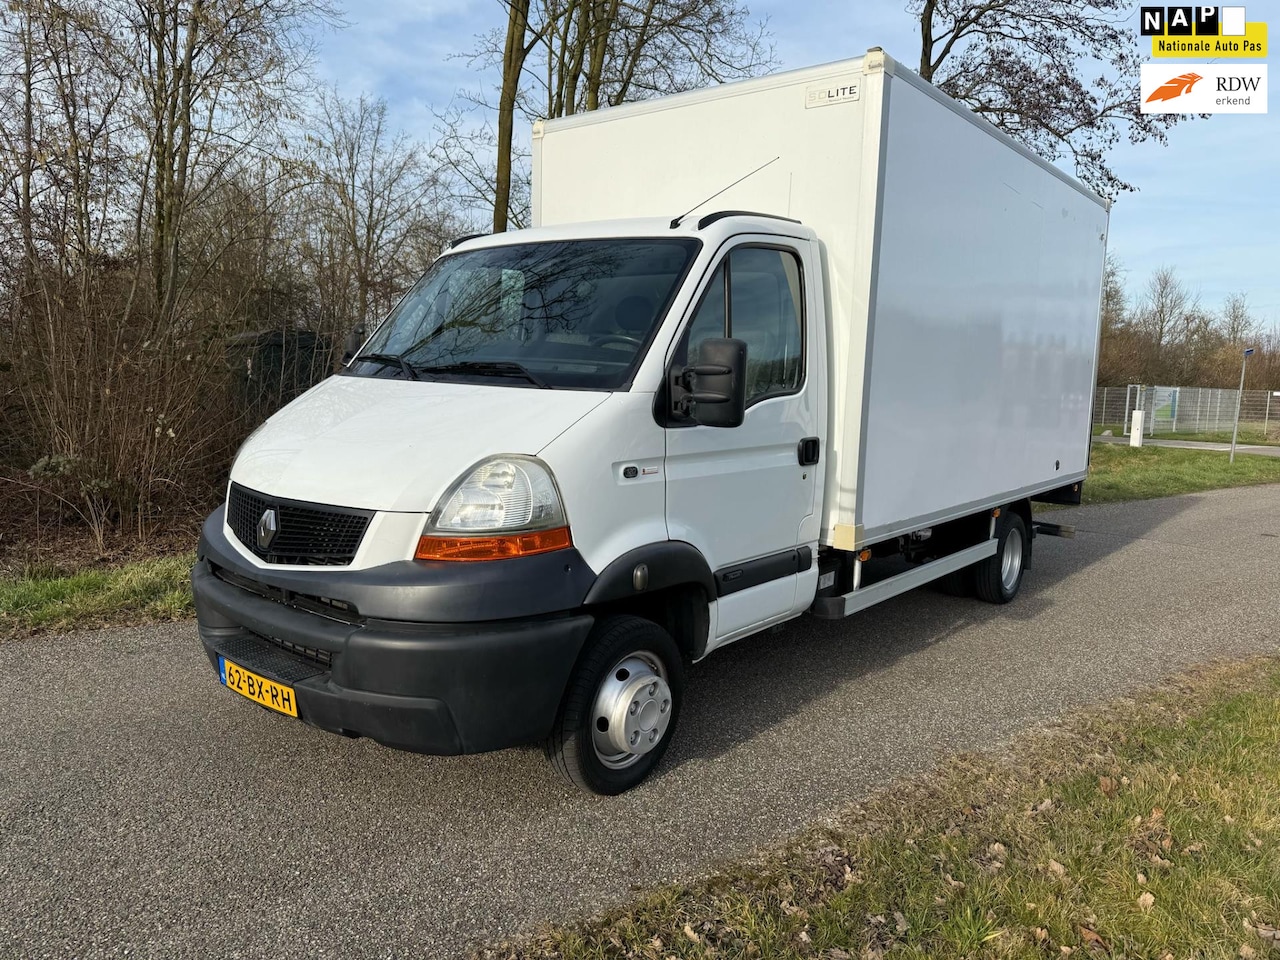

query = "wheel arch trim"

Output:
[[582, 540, 715, 606]]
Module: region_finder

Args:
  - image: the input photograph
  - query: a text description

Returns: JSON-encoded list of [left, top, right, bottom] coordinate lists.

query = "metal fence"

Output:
[[1093, 385, 1280, 440]]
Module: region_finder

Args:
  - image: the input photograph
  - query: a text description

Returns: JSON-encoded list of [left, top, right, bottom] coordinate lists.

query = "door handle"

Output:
[[798, 437, 820, 466]]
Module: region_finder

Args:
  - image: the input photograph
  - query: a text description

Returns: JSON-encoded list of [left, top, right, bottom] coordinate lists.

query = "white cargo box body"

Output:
[[532, 50, 1108, 549]]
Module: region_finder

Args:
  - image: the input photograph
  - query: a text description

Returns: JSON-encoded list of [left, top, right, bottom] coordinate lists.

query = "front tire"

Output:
[[545, 615, 684, 795], [974, 511, 1028, 604]]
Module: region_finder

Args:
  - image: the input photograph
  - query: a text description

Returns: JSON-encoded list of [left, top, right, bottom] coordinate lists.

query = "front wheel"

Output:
[[974, 510, 1028, 604], [545, 615, 684, 795]]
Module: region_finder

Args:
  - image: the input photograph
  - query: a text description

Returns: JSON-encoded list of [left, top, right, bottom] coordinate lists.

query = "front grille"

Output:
[[211, 563, 360, 623], [263, 634, 334, 669], [207, 564, 343, 670], [227, 483, 372, 566]]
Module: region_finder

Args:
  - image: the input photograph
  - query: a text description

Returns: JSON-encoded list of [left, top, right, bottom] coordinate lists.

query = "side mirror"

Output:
[[341, 325, 367, 366], [673, 337, 747, 428]]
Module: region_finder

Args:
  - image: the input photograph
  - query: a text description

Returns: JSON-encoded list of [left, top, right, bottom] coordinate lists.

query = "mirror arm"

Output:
[[684, 362, 731, 378], [671, 374, 731, 415]]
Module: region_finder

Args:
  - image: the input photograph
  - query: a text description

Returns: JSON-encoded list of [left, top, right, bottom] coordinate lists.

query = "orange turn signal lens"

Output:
[[414, 526, 573, 562]]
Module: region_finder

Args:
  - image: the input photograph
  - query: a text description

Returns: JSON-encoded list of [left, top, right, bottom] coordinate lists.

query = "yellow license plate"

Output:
[[219, 656, 298, 717]]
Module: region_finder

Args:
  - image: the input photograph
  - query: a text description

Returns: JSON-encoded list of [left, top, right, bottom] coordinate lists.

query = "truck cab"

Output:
[[195, 214, 834, 794]]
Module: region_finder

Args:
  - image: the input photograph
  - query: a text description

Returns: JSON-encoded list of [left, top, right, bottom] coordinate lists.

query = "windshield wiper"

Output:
[[415, 361, 550, 389], [354, 352, 420, 381]]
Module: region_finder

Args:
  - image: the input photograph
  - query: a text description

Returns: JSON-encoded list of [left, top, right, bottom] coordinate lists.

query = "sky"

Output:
[[310, 0, 1279, 327]]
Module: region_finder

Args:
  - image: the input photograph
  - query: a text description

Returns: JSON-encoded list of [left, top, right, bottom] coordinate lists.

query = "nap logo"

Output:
[[1141, 5, 1268, 57], [1140, 63, 1267, 113], [1141, 5, 1237, 35]]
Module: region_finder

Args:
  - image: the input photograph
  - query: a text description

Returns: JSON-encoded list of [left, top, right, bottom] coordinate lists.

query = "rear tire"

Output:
[[974, 511, 1028, 604], [545, 615, 684, 795], [935, 568, 974, 597]]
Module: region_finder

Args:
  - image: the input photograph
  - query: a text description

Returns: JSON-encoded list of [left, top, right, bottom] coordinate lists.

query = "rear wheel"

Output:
[[545, 615, 683, 795], [974, 511, 1028, 604], [935, 567, 974, 597]]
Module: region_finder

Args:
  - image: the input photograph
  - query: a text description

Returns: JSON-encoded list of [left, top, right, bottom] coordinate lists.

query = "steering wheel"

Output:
[[592, 334, 642, 349]]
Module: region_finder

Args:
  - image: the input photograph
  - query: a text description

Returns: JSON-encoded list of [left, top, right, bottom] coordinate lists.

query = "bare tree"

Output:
[[0, 0, 338, 548], [1219, 292, 1256, 346], [1168, 302, 1217, 385], [446, 0, 775, 231], [431, 102, 526, 231], [1096, 253, 1142, 386], [303, 90, 456, 341], [121, 0, 336, 322], [911, 0, 1183, 198], [1090, 265, 1276, 390], [493, 0, 536, 233], [1133, 266, 1194, 356], [1119, 266, 1265, 387], [530, 0, 775, 117]]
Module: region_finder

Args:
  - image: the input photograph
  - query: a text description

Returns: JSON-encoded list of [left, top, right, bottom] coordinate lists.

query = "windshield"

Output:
[[351, 238, 700, 390]]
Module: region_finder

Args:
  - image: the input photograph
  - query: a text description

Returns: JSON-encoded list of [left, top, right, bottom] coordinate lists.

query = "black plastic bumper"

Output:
[[191, 549, 595, 756]]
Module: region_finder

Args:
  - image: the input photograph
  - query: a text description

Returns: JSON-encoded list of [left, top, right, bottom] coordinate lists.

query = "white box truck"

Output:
[[192, 49, 1108, 794]]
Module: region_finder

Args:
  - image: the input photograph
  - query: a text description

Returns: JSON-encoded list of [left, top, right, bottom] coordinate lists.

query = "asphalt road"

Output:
[[4, 486, 1280, 959]]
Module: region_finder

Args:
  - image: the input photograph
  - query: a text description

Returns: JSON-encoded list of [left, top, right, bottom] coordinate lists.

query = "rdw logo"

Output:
[[1139, 63, 1267, 114], [1145, 72, 1203, 102], [1218, 75, 1261, 92]]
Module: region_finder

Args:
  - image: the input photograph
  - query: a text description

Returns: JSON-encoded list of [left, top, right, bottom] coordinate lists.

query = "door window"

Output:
[[680, 247, 804, 405], [685, 264, 726, 356]]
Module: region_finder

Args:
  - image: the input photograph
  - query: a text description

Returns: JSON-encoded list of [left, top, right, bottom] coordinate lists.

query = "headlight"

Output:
[[431, 457, 566, 532], [415, 456, 571, 561]]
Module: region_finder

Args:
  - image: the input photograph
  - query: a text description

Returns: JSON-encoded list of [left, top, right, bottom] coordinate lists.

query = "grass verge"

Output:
[[1084, 442, 1280, 503], [0, 553, 194, 638], [482, 658, 1280, 960]]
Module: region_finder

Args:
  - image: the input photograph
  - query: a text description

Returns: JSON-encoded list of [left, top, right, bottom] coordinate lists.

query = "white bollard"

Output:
[[1130, 410, 1144, 447]]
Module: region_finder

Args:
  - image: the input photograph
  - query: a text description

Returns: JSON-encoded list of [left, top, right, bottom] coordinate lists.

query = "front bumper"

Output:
[[192, 510, 596, 755]]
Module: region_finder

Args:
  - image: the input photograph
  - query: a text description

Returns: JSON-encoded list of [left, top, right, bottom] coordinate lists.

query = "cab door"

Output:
[[664, 239, 820, 650]]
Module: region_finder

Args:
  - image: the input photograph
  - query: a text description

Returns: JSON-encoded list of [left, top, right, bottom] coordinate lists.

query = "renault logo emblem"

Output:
[[256, 508, 279, 550]]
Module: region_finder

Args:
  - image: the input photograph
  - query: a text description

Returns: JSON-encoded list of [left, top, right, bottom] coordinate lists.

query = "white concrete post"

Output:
[[1130, 409, 1144, 447]]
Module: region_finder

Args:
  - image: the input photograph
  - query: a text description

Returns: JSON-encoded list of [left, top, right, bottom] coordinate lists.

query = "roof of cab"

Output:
[[444, 213, 815, 254]]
